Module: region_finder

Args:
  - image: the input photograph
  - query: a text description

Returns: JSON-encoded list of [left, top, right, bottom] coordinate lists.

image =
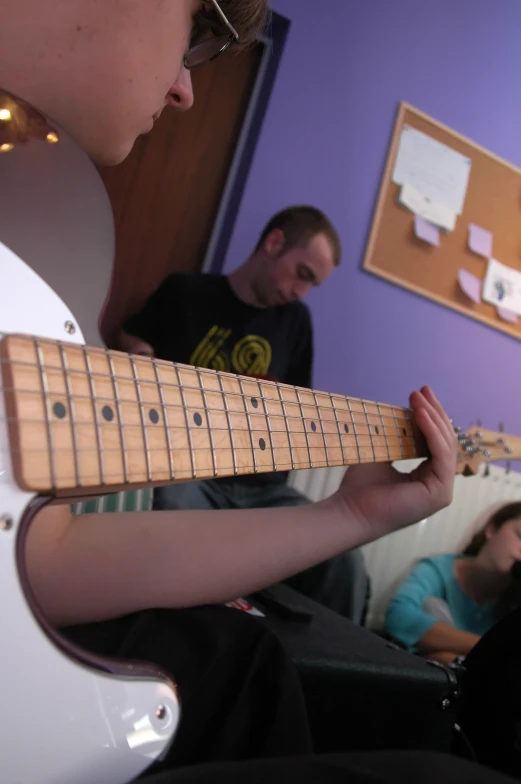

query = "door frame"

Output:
[[201, 10, 290, 274]]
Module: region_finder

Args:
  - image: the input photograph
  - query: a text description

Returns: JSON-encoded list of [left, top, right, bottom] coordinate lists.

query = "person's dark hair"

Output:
[[195, 1, 270, 50], [255, 206, 342, 266], [463, 502, 521, 556], [463, 502, 521, 621]]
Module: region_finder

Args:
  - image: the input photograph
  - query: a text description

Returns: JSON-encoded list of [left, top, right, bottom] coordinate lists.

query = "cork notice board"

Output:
[[363, 102, 521, 340]]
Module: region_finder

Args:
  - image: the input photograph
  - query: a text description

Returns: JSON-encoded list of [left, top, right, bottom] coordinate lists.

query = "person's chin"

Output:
[[97, 137, 137, 167]]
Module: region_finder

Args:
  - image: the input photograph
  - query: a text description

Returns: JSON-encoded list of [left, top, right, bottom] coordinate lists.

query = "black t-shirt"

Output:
[[125, 273, 314, 486]]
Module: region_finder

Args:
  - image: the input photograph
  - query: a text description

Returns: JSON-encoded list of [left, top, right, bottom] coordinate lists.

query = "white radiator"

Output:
[[288, 462, 521, 629]]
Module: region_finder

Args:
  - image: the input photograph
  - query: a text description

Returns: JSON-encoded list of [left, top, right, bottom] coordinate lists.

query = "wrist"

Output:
[[313, 494, 372, 549]]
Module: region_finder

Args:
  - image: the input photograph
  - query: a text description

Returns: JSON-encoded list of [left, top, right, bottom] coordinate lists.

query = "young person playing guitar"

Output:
[[1, 2, 511, 783]]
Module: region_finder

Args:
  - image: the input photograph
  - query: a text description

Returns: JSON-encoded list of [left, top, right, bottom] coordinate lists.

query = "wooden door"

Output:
[[99, 44, 264, 346]]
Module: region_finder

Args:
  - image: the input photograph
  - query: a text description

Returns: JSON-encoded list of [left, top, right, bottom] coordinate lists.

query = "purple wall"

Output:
[[223, 0, 521, 456]]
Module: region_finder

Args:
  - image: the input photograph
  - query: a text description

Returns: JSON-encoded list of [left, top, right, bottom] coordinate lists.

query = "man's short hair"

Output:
[[256, 206, 342, 266], [197, 0, 270, 49]]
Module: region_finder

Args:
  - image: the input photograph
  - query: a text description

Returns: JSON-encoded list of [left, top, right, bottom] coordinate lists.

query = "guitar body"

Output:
[[0, 91, 179, 784]]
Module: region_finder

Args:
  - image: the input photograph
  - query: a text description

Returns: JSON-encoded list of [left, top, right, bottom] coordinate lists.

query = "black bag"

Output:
[[248, 583, 460, 755]]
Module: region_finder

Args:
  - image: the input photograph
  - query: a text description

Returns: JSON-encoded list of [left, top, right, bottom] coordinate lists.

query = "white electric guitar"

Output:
[[0, 90, 518, 784]]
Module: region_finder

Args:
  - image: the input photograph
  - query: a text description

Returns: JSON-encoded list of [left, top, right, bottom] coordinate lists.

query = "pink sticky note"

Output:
[[497, 306, 518, 324], [468, 224, 492, 259], [414, 215, 440, 247], [458, 268, 482, 304]]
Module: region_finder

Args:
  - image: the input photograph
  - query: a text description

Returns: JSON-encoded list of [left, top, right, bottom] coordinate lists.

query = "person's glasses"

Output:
[[184, 0, 239, 70]]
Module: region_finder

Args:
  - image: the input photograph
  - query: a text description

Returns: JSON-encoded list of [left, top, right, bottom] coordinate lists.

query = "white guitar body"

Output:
[[0, 92, 179, 783]]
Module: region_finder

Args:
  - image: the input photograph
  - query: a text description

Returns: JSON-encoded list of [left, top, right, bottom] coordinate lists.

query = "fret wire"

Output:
[[362, 400, 376, 463], [216, 371, 238, 476], [392, 407, 405, 459], [313, 389, 330, 468], [152, 359, 175, 480], [82, 346, 105, 484], [376, 402, 391, 462], [237, 376, 257, 473], [295, 386, 313, 469], [258, 381, 276, 472], [196, 368, 218, 478], [57, 342, 80, 487], [329, 393, 346, 466], [106, 350, 129, 484], [34, 338, 56, 489], [347, 398, 361, 464], [129, 355, 152, 483], [174, 364, 197, 479]]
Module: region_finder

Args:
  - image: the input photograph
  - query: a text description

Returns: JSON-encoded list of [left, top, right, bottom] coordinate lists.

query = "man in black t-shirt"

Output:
[[118, 205, 339, 504], [115, 206, 368, 619]]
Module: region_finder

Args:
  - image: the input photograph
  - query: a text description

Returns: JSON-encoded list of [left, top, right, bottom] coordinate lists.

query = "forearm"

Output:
[[418, 622, 480, 657], [28, 498, 366, 627], [424, 651, 460, 665]]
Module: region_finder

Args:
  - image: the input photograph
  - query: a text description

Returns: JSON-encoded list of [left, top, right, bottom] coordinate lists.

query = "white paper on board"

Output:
[[393, 125, 471, 215]]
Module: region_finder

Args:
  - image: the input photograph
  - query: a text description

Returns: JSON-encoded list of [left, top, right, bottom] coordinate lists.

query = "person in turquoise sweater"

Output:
[[385, 501, 521, 664]]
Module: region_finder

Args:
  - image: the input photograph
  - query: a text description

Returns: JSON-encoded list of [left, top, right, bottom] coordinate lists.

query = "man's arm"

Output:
[[109, 275, 176, 353], [26, 387, 456, 627]]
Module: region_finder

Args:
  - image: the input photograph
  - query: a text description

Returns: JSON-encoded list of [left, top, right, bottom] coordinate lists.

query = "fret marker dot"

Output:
[[375, 426, 380, 435], [149, 409, 160, 424], [311, 421, 317, 432], [102, 405, 114, 422], [53, 402, 67, 419], [193, 412, 203, 427], [259, 438, 266, 451], [251, 397, 259, 409], [344, 424, 349, 434]]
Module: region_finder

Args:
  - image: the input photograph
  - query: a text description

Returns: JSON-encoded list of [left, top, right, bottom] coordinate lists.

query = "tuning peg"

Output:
[[476, 418, 482, 427], [500, 422, 505, 433], [506, 460, 512, 475], [484, 463, 490, 477]]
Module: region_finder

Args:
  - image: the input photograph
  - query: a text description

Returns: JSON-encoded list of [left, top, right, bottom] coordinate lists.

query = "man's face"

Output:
[[57, 0, 202, 165], [254, 230, 337, 308]]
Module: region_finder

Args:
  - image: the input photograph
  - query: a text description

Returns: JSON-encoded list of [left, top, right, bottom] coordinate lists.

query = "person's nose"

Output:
[[167, 67, 194, 112]]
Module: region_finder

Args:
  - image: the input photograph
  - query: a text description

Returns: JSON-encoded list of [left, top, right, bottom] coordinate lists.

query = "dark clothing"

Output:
[[62, 604, 313, 775], [125, 272, 314, 488], [141, 751, 518, 784]]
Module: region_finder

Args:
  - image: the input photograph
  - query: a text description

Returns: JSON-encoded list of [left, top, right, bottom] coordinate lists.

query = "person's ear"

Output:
[[263, 228, 286, 257], [484, 522, 496, 541]]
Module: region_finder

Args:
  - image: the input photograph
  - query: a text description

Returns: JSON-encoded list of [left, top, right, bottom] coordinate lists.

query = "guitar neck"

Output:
[[1, 334, 426, 495]]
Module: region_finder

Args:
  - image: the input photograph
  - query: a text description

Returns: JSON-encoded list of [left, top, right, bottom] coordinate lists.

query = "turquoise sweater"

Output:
[[384, 554, 496, 651]]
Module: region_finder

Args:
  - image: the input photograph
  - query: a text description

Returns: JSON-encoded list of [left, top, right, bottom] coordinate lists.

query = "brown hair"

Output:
[[255, 206, 342, 266], [464, 502, 521, 556], [196, 0, 270, 49]]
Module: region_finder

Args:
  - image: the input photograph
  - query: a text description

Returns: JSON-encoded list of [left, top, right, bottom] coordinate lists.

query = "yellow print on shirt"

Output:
[[190, 327, 272, 376]]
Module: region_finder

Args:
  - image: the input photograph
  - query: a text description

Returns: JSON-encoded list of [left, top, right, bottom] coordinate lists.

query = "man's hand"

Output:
[[327, 386, 456, 543], [114, 329, 154, 357]]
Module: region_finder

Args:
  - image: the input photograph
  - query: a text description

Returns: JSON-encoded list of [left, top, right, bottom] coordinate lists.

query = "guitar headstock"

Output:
[[455, 423, 521, 476]]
